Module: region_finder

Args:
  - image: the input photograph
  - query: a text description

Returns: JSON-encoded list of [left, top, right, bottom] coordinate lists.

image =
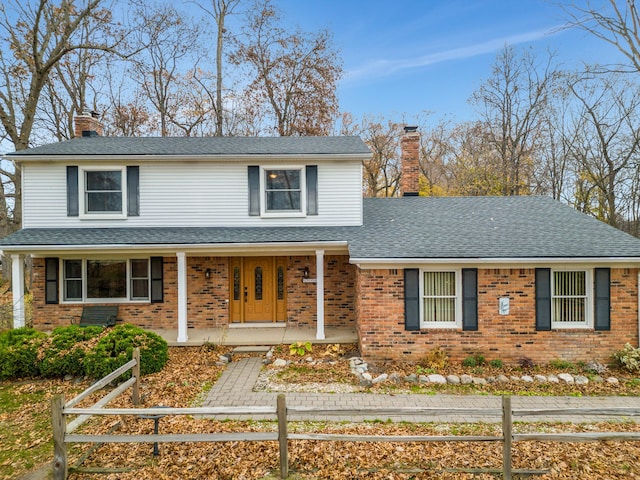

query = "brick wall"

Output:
[[357, 267, 639, 364], [31, 254, 355, 330]]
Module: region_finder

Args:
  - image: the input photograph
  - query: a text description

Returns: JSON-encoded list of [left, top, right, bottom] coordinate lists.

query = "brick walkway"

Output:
[[202, 357, 640, 423]]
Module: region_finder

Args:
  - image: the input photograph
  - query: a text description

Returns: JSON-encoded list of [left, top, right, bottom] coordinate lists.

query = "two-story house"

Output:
[[2, 115, 640, 364]]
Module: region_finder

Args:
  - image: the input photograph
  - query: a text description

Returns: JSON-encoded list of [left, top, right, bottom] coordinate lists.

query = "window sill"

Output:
[[261, 211, 306, 218], [80, 214, 127, 221]]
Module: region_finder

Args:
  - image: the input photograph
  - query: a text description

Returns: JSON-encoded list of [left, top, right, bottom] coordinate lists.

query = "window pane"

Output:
[[87, 192, 122, 212], [131, 259, 148, 278], [65, 279, 82, 301], [131, 279, 149, 299], [424, 297, 456, 322], [266, 170, 300, 190], [266, 191, 301, 210], [87, 260, 126, 298], [255, 266, 263, 301], [233, 267, 241, 301], [277, 266, 284, 300], [424, 272, 455, 296], [86, 171, 121, 190], [65, 260, 82, 279]]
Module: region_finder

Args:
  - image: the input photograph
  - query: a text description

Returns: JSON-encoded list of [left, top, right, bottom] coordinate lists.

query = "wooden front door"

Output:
[[230, 257, 286, 323]]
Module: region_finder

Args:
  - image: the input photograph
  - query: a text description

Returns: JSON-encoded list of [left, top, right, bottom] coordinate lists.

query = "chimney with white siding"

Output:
[[400, 125, 420, 196]]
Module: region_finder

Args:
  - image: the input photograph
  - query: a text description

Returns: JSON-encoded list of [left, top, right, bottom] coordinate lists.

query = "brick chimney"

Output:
[[74, 111, 104, 138], [400, 125, 420, 196]]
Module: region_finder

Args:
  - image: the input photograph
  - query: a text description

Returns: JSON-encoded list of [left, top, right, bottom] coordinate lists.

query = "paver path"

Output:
[[203, 357, 640, 423]]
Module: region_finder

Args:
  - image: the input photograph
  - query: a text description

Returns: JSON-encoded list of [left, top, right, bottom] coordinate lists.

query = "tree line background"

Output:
[[0, 0, 639, 239]]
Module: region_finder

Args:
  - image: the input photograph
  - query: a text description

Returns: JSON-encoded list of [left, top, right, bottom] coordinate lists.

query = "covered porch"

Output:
[[152, 325, 357, 347]]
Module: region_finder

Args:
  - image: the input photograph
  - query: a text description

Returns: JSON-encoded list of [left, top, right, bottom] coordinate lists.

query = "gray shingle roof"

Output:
[[6, 136, 370, 157], [2, 196, 640, 259]]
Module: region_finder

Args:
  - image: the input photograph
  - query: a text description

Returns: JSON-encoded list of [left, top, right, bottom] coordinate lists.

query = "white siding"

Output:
[[22, 160, 363, 228]]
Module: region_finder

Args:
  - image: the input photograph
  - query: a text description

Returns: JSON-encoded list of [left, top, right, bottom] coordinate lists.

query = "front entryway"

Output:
[[230, 257, 286, 323]]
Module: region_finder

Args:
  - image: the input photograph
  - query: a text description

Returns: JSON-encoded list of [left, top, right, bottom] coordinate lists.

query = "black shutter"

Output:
[[535, 268, 551, 331], [150, 257, 164, 303], [45, 258, 59, 304], [594, 268, 611, 331], [462, 268, 478, 331], [248, 166, 260, 216], [127, 166, 140, 216], [67, 166, 79, 216], [306, 165, 318, 215], [404, 268, 420, 331]]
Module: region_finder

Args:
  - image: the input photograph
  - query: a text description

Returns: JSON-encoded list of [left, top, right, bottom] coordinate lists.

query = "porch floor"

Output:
[[152, 325, 357, 347]]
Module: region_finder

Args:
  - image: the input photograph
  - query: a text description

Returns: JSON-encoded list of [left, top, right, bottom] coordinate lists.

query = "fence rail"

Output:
[[52, 350, 640, 480]]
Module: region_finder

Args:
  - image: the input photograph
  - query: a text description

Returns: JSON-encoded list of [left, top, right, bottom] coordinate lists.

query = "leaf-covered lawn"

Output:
[[3, 345, 640, 480]]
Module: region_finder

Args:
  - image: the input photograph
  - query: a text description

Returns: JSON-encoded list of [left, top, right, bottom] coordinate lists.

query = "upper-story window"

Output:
[[261, 167, 306, 216], [85, 170, 123, 213], [79, 167, 127, 219]]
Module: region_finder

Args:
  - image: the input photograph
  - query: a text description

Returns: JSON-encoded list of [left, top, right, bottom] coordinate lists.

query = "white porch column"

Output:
[[11, 254, 25, 328], [176, 251, 188, 343], [315, 249, 325, 340]]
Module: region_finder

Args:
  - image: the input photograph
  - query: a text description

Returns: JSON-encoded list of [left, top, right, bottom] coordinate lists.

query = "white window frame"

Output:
[[420, 269, 462, 329], [260, 166, 306, 217], [61, 258, 150, 303], [79, 166, 127, 220], [551, 268, 593, 329]]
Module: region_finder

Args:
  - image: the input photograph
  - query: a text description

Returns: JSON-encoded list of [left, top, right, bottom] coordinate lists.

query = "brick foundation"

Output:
[[356, 267, 639, 364]]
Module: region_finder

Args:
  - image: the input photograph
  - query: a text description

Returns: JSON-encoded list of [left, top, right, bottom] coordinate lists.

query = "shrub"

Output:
[[83, 324, 168, 380], [614, 343, 640, 373], [489, 359, 503, 369], [462, 354, 485, 368], [519, 357, 535, 369], [289, 341, 312, 356], [38, 325, 105, 377], [549, 359, 575, 370], [423, 347, 448, 370], [585, 360, 608, 375], [0, 328, 47, 379]]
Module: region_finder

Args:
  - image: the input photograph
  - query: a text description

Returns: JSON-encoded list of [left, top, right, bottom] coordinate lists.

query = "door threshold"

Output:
[[229, 322, 286, 329]]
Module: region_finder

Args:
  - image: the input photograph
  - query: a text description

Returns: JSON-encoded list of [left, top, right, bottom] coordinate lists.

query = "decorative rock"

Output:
[[510, 376, 521, 382], [272, 359, 287, 367], [558, 373, 575, 384], [404, 373, 418, 383], [486, 376, 496, 383], [547, 375, 559, 383], [446, 375, 460, 385], [361, 372, 373, 382], [353, 365, 368, 374], [460, 374, 473, 385], [592, 375, 604, 383], [389, 373, 402, 384], [218, 354, 230, 364], [472, 377, 487, 385], [496, 375, 510, 383], [419, 375, 429, 384], [266, 349, 274, 360], [359, 377, 373, 387], [575, 375, 589, 385], [521, 375, 534, 383], [606, 377, 619, 385], [427, 374, 447, 384], [372, 374, 388, 384], [306, 356, 314, 363], [534, 375, 547, 383]]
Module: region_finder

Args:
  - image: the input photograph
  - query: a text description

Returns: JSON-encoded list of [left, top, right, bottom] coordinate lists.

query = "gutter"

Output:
[[4, 153, 371, 163], [350, 257, 640, 267]]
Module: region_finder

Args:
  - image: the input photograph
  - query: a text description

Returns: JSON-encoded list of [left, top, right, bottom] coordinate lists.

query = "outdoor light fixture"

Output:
[[303, 266, 310, 279], [205, 268, 212, 279]]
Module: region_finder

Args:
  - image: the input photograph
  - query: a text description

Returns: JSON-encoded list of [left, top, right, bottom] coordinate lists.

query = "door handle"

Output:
[[244, 286, 248, 302]]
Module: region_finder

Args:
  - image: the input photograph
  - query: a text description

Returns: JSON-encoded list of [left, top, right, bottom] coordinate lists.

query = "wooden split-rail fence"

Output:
[[52, 348, 640, 479]]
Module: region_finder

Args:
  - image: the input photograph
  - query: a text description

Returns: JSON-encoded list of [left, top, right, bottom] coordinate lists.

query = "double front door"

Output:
[[230, 257, 287, 323]]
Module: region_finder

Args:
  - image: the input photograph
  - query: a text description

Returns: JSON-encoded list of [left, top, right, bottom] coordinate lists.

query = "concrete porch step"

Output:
[[232, 346, 272, 354]]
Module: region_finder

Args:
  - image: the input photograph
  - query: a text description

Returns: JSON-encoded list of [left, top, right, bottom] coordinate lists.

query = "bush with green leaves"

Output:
[[83, 324, 168, 379], [613, 343, 640, 373], [38, 325, 105, 377], [0, 328, 47, 379]]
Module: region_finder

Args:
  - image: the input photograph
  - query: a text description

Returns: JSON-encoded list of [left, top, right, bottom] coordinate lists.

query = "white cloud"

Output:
[[344, 25, 564, 84]]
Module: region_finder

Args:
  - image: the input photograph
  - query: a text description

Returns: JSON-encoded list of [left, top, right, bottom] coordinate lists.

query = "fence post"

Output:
[[502, 396, 513, 480], [52, 395, 68, 480], [132, 347, 141, 405], [277, 394, 288, 479]]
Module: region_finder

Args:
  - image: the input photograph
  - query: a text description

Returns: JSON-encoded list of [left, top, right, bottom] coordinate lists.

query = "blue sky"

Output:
[[273, 0, 621, 122]]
